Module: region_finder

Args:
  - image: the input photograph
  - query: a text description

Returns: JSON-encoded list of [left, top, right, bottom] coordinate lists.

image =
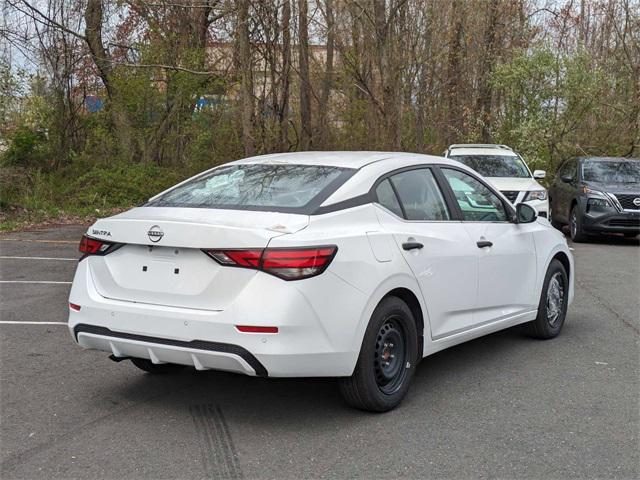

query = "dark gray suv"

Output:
[[548, 157, 640, 242]]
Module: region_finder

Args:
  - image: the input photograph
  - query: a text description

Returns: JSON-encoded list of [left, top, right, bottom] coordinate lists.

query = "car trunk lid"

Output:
[[86, 207, 309, 311]]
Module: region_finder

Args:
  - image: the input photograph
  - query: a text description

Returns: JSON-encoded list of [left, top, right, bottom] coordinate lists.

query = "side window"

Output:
[[374, 179, 404, 217], [558, 160, 575, 180], [442, 168, 508, 222], [388, 169, 450, 221]]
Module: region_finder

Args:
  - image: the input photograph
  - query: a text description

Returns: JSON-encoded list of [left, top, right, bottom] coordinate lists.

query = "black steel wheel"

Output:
[[339, 296, 418, 412], [373, 319, 409, 395]]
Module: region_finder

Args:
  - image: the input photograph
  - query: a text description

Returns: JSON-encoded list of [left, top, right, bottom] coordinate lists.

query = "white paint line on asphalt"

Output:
[[0, 321, 68, 325], [0, 281, 72, 284], [0, 256, 77, 261]]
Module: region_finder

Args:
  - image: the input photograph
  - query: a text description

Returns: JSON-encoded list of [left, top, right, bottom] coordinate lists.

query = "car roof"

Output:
[[577, 156, 639, 162], [447, 147, 518, 157], [231, 151, 447, 169]]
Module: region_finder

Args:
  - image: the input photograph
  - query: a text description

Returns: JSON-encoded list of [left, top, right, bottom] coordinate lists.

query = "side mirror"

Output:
[[533, 170, 546, 179], [561, 174, 573, 183], [516, 203, 537, 224]]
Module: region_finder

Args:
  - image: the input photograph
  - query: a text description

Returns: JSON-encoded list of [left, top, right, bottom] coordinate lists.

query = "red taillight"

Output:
[[79, 235, 119, 259], [203, 246, 337, 280], [220, 250, 263, 267], [69, 302, 81, 311], [262, 247, 336, 279], [236, 325, 279, 334]]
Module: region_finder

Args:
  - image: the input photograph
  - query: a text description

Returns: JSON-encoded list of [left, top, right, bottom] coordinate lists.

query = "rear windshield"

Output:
[[582, 160, 640, 184], [146, 164, 354, 213], [449, 155, 531, 178]]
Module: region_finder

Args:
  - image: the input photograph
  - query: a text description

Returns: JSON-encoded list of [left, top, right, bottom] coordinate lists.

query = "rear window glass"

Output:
[[146, 164, 353, 212], [449, 155, 530, 178]]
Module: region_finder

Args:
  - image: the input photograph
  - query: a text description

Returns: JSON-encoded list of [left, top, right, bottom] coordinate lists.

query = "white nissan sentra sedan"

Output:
[[69, 152, 573, 412]]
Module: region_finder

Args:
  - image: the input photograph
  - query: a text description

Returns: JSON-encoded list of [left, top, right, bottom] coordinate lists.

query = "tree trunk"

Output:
[[237, 0, 256, 156], [84, 0, 134, 158], [446, 0, 464, 144], [318, 0, 334, 147], [279, 0, 292, 151], [298, 0, 312, 150], [477, 0, 500, 142]]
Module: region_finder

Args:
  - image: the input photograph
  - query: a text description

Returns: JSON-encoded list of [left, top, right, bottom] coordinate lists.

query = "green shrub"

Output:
[[1, 125, 49, 169], [66, 163, 184, 210]]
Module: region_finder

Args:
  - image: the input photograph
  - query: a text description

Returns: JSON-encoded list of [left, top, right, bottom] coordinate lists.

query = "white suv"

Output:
[[444, 144, 549, 217]]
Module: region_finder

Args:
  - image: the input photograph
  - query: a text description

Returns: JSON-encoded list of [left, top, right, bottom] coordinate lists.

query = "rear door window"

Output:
[[374, 179, 404, 217], [385, 169, 451, 221], [147, 164, 354, 213]]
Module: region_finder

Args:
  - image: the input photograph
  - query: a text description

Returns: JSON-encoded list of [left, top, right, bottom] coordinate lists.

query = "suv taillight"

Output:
[[79, 235, 121, 259], [203, 246, 337, 280]]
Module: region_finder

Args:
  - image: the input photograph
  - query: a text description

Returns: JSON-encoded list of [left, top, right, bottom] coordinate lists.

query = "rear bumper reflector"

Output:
[[69, 303, 81, 311], [73, 324, 268, 376], [236, 325, 278, 334]]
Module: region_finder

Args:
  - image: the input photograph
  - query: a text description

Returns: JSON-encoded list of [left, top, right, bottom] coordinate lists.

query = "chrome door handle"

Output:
[[402, 242, 424, 251]]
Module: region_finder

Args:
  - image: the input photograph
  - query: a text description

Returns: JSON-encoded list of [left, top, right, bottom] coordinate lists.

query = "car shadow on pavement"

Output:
[[97, 325, 545, 427]]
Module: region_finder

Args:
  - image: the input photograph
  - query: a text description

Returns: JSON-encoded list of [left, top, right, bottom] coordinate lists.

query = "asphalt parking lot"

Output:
[[1, 225, 638, 480]]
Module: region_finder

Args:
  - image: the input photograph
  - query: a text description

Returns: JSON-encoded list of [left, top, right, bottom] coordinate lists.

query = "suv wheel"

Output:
[[569, 205, 588, 242], [339, 297, 418, 412]]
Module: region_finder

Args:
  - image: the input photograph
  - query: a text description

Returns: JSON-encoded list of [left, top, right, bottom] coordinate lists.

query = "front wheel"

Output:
[[525, 259, 569, 339], [339, 297, 418, 412], [569, 205, 588, 242]]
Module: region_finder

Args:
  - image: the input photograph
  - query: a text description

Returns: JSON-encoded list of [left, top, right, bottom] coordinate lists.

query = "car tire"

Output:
[[569, 205, 588, 242], [339, 296, 418, 412], [525, 259, 569, 339], [130, 358, 186, 374], [548, 201, 563, 230]]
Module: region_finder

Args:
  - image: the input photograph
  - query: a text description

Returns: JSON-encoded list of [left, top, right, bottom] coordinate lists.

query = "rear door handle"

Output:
[[476, 240, 493, 248], [402, 241, 424, 251]]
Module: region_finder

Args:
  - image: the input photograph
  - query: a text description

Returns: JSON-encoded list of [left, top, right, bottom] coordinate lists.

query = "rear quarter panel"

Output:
[[266, 204, 425, 360]]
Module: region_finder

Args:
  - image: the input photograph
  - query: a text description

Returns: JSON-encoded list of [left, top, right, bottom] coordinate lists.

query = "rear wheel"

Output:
[[525, 259, 569, 339], [569, 205, 588, 242], [339, 297, 418, 412], [131, 358, 186, 374]]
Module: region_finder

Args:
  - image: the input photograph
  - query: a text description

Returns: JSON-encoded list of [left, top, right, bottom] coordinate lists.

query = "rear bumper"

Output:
[[68, 259, 365, 377], [74, 324, 267, 376]]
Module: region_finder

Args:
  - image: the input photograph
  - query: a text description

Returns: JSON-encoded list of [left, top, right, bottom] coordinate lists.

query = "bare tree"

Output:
[[237, 0, 255, 156], [298, 0, 312, 150]]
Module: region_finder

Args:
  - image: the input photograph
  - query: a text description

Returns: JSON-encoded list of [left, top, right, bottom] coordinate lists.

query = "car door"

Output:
[[373, 167, 479, 340], [439, 167, 538, 326]]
